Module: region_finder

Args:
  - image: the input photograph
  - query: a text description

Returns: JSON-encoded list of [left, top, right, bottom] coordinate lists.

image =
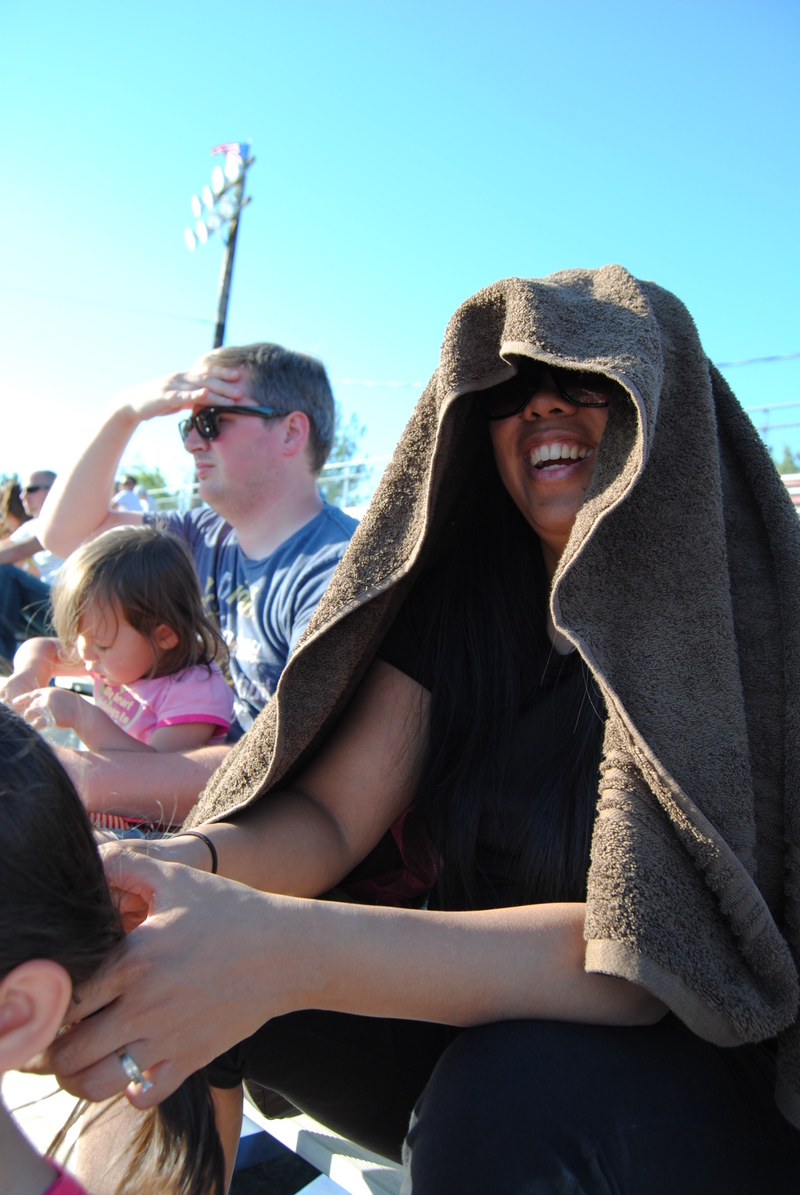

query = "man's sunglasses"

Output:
[[479, 365, 623, 420], [21, 485, 51, 495], [179, 404, 286, 443]]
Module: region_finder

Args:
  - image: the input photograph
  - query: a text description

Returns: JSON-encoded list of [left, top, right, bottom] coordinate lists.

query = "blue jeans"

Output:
[[0, 564, 53, 661]]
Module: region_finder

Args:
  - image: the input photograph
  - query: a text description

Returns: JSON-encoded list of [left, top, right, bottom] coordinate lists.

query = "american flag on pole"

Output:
[[211, 142, 245, 158]]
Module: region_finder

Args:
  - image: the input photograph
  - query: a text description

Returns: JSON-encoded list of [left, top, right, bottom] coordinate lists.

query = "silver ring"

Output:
[[118, 1048, 153, 1093]]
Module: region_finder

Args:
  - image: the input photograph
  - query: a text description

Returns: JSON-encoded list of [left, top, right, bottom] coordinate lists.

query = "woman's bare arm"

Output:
[[43, 658, 663, 1107], [45, 863, 663, 1109], [146, 658, 429, 894]]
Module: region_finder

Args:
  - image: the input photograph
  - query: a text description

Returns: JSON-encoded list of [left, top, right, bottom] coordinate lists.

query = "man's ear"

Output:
[[152, 624, 180, 652], [0, 960, 72, 1073], [280, 411, 311, 459]]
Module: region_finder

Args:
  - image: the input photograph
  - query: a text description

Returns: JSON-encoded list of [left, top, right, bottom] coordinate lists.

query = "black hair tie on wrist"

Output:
[[175, 830, 218, 874]]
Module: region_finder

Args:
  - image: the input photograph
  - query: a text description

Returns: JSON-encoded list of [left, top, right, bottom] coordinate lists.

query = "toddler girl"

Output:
[[3, 525, 233, 829], [0, 704, 224, 1194]]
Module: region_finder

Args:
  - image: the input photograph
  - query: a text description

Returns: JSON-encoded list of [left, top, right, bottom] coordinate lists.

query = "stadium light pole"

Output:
[[184, 142, 255, 348]]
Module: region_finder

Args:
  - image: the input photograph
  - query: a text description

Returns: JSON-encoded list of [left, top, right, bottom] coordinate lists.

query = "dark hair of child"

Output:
[[0, 705, 224, 1194], [50, 525, 226, 679]]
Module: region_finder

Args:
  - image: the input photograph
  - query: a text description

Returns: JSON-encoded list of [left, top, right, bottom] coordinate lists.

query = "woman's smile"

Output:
[[489, 374, 610, 575], [525, 438, 596, 474]]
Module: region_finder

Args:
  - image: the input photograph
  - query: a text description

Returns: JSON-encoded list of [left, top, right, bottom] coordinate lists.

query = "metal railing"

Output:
[[140, 454, 392, 516]]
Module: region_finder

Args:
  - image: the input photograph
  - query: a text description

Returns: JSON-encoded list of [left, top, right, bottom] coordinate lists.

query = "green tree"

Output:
[[125, 466, 168, 492], [776, 446, 800, 475], [323, 406, 370, 507]]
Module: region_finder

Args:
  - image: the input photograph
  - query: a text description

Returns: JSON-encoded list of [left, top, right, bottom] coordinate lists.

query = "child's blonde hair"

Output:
[[51, 525, 226, 678]]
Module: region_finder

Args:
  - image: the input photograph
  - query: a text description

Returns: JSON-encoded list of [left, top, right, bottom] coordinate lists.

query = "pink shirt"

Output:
[[92, 662, 234, 746], [45, 1163, 89, 1194]]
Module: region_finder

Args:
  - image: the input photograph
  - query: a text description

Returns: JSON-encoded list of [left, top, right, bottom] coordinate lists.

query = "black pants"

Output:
[[206, 1012, 800, 1193]]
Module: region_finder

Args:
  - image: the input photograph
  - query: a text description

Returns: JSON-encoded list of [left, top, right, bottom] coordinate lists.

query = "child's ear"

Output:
[[0, 960, 72, 1073], [153, 624, 180, 652]]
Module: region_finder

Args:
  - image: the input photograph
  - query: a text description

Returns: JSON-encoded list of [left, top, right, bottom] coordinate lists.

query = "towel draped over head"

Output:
[[187, 265, 800, 1128]]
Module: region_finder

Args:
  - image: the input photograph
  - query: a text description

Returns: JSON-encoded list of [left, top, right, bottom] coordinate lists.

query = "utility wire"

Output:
[[749, 421, 800, 433], [715, 352, 800, 368], [2, 283, 798, 381], [745, 400, 800, 413]]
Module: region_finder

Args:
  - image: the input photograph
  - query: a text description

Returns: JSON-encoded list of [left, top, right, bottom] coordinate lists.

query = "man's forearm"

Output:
[[0, 536, 41, 566], [39, 405, 141, 556], [59, 743, 231, 823], [40, 365, 244, 556]]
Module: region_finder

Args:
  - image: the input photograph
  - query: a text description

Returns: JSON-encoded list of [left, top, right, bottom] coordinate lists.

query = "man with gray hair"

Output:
[[28, 345, 357, 816]]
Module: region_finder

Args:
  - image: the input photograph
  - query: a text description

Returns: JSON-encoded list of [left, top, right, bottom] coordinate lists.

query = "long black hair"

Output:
[[0, 706, 225, 1195], [408, 437, 606, 910]]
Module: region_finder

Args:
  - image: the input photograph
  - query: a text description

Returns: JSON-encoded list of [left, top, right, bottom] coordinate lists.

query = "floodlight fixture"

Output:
[[183, 140, 255, 347], [224, 155, 242, 182]]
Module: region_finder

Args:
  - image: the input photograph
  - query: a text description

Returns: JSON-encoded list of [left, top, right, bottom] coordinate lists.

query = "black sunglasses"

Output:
[[179, 404, 286, 443], [479, 365, 622, 420], [21, 484, 51, 495]]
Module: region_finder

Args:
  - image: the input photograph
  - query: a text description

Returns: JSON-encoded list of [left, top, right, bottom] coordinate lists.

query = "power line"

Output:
[[2, 282, 798, 379], [750, 421, 800, 433], [745, 400, 800, 413], [716, 351, 800, 368]]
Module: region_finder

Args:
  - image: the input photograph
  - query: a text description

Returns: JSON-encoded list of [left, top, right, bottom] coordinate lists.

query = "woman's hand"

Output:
[[31, 844, 667, 1114], [35, 849, 308, 1110], [98, 836, 218, 930]]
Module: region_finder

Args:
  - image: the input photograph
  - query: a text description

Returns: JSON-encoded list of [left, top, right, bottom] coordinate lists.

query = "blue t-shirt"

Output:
[[147, 504, 358, 731]]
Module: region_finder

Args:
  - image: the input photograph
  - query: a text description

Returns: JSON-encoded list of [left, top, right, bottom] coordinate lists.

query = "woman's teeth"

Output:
[[530, 443, 594, 468]]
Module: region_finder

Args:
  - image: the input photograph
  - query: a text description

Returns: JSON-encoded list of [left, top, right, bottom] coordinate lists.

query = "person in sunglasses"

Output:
[[0, 470, 63, 673], [29, 345, 357, 819], [44, 268, 800, 1194]]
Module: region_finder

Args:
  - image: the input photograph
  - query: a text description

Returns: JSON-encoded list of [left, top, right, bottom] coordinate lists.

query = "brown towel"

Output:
[[187, 266, 800, 1127]]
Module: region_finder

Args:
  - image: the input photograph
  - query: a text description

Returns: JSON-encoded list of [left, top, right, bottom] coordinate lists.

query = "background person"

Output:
[[0, 481, 39, 578], [0, 471, 63, 672], [36, 344, 357, 818], [44, 267, 800, 1194], [134, 484, 153, 512], [0, 480, 32, 537], [110, 474, 144, 512]]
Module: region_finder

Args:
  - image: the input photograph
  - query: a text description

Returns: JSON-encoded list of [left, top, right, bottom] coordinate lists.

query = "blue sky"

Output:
[[2, 0, 798, 486]]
